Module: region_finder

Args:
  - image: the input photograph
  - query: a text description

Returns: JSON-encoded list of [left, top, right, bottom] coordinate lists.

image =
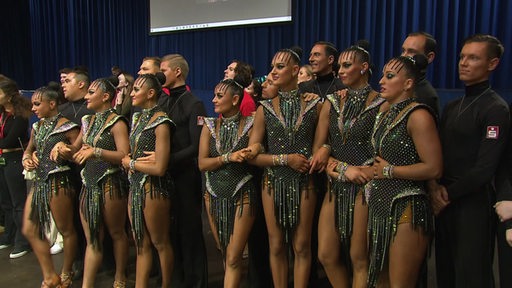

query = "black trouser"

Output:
[[171, 165, 208, 288], [435, 187, 496, 288], [0, 151, 29, 250], [497, 219, 512, 288]]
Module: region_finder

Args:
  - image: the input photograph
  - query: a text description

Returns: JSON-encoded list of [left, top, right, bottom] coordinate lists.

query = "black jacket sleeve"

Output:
[[170, 100, 206, 166], [447, 102, 510, 201]]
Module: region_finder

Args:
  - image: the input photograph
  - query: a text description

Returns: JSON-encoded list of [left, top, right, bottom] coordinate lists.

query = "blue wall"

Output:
[[2, 1, 511, 96]]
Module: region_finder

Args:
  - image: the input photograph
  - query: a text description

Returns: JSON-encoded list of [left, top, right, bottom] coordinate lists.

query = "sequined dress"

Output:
[[129, 106, 174, 248], [366, 99, 434, 287], [204, 114, 255, 249], [325, 87, 384, 260], [260, 90, 320, 240], [80, 109, 128, 247], [30, 114, 78, 238]]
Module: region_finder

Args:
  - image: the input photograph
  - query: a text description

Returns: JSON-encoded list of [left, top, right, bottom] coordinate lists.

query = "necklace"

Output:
[[83, 109, 114, 145], [339, 85, 372, 142], [166, 91, 187, 116], [316, 77, 336, 99], [456, 87, 491, 119], [217, 112, 241, 153], [72, 100, 86, 118]]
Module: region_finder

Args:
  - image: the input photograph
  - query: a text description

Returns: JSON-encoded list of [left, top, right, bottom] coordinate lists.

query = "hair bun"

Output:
[[46, 81, 61, 92], [155, 72, 166, 86], [107, 75, 119, 88], [289, 46, 303, 61], [355, 39, 370, 53], [412, 54, 428, 72]]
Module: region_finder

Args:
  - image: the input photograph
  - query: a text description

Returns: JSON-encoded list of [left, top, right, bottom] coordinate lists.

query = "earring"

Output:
[[360, 70, 365, 75]]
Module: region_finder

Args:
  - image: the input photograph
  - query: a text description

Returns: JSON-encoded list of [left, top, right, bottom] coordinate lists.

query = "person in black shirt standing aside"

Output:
[[431, 34, 509, 288], [140, 53, 208, 288]]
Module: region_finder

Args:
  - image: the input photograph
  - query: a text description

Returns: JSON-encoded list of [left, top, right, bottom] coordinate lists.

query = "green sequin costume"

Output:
[[366, 99, 434, 287], [260, 90, 320, 241], [128, 106, 174, 250], [325, 87, 384, 266], [30, 114, 78, 239], [204, 114, 255, 250], [80, 109, 128, 247]]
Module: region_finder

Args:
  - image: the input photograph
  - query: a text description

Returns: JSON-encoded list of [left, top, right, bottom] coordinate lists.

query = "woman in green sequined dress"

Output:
[[365, 55, 441, 287], [121, 74, 175, 288], [199, 78, 255, 287], [54, 77, 130, 288], [247, 47, 322, 288], [22, 86, 80, 288], [311, 42, 384, 288]]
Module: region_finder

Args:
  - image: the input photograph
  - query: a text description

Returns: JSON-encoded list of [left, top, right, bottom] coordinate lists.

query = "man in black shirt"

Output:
[[60, 68, 94, 279], [401, 31, 441, 118], [60, 69, 93, 124], [159, 54, 208, 288], [301, 41, 344, 286], [432, 34, 509, 288], [301, 41, 344, 99]]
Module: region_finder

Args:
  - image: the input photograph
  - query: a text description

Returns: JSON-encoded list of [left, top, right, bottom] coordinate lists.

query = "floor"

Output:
[[0, 214, 501, 288]]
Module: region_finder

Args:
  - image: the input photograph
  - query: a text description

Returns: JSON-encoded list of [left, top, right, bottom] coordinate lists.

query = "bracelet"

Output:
[[321, 144, 332, 153], [382, 164, 394, 179], [336, 162, 349, 181], [222, 153, 231, 164], [129, 159, 136, 171], [94, 147, 102, 158], [272, 154, 288, 166]]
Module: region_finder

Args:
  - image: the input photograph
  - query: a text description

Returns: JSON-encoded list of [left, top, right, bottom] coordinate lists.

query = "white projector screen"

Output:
[[149, 0, 292, 33]]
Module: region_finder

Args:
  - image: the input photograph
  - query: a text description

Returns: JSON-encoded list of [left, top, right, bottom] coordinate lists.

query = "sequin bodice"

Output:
[[327, 90, 383, 165], [81, 110, 125, 186], [130, 107, 172, 159], [261, 93, 320, 159], [368, 99, 427, 209], [33, 114, 78, 181], [204, 116, 254, 198]]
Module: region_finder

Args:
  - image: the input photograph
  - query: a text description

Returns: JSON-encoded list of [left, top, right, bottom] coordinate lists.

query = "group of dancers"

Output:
[[0, 31, 510, 288]]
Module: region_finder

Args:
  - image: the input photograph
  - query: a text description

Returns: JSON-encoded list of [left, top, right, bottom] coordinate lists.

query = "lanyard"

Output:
[[0, 112, 11, 139], [0, 112, 11, 155]]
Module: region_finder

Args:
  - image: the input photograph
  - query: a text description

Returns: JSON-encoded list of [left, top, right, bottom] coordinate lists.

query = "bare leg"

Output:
[[292, 186, 316, 288], [318, 193, 350, 288], [204, 193, 222, 252], [50, 186, 77, 275], [128, 198, 153, 288], [144, 195, 173, 288], [224, 201, 255, 288], [103, 191, 129, 284], [388, 223, 428, 288], [350, 192, 369, 288], [80, 202, 104, 288], [22, 192, 60, 286], [261, 185, 288, 288]]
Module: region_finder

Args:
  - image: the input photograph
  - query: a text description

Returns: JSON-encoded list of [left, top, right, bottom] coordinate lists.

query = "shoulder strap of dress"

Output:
[[391, 102, 421, 127]]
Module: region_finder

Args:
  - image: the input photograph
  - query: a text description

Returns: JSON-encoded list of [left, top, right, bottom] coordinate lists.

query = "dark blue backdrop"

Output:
[[1, 0, 511, 96]]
